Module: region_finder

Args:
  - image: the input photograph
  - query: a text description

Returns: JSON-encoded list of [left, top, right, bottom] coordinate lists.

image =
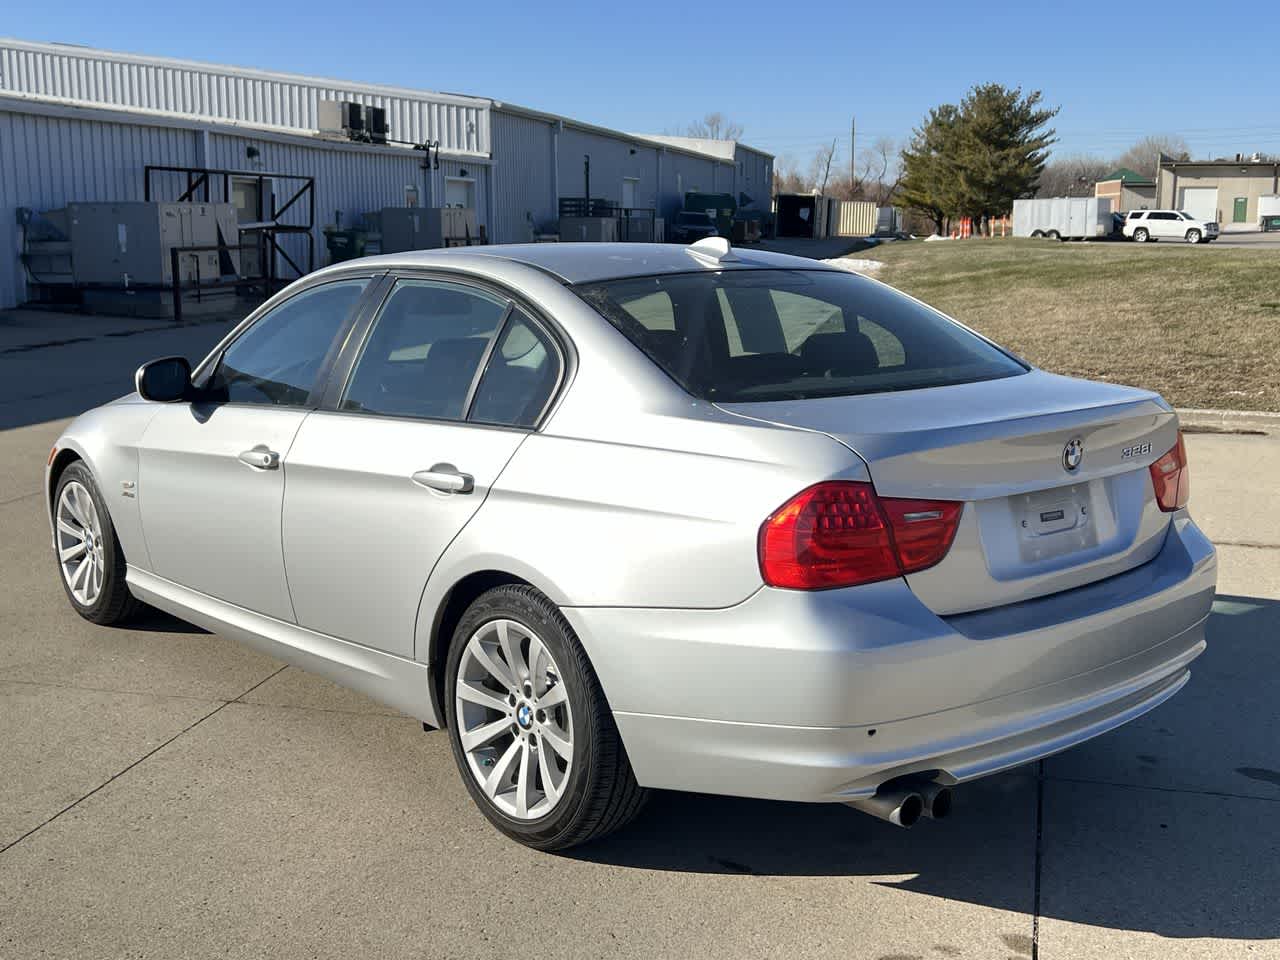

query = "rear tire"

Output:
[[1030, 230, 1044, 239], [1045, 229, 1060, 241], [1133, 228, 1149, 243], [53, 462, 142, 625], [1185, 229, 1202, 244], [445, 584, 648, 850]]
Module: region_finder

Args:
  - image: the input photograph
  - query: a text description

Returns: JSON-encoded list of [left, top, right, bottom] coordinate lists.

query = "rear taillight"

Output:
[[758, 481, 962, 590], [1149, 433, 1190, 512]]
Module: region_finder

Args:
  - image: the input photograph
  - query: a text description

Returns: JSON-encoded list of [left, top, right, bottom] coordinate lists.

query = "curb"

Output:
[[1176, 407, 1279, 434]]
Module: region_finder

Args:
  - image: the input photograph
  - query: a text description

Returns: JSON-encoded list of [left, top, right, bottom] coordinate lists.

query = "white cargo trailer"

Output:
[[1012, 197, 1114, 240]]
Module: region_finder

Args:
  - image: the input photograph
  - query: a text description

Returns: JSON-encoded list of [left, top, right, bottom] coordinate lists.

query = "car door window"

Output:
[[469, 309, 561, 427], [341, 279, 508, 420], [205, 279, 369, 406]]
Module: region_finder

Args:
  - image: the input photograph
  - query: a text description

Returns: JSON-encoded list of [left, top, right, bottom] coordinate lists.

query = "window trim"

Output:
[[318, 269, 571, 432], [189, 272, 386, 411]]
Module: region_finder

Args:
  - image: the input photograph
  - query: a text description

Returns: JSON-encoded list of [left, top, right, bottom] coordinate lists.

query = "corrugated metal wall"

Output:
[[490, 111, 555, 244], [733, 147, 773, 215], [0, 106, 199, 308], [835, 201, 877, 237], [204, 131, 432, 273], [0, 39, 490, 156]]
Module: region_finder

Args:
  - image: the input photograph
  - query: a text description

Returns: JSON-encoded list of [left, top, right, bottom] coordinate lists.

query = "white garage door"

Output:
[[1181, 187, 1219, 223]]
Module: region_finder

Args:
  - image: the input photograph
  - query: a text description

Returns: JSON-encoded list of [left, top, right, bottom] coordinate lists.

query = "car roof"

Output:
[[350, 242, 843, 285]]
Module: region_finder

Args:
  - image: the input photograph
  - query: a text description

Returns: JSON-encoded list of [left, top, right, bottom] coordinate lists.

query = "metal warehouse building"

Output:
[[0, 38, 773, 310]]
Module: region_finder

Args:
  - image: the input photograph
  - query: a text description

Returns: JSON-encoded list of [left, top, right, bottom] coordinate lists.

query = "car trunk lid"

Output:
[[719, 370, 1178, 614]]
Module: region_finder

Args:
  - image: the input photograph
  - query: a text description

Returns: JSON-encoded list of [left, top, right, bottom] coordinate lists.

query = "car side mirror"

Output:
[[135, 356, 192, 402]]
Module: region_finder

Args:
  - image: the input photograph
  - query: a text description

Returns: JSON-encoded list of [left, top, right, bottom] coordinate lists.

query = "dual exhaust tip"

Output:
[[845, 779, 953, 828]]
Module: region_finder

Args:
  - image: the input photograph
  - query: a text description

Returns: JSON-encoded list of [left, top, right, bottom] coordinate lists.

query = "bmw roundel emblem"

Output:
[[1062, 437, 1084, 472], [516, 703, 533, 729]]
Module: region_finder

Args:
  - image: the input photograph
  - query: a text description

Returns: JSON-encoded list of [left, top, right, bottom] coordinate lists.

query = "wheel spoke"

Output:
[[540, 723, 572, 762], [537, 737, 562, 804], [71, 556, 91, 593], [514, 741, 535, 817], [539, 682, 567, 710], [460, 716, 513, 753], [60, 541, 87, 562], [63, 488, 88, 527], [496, 621, 527, 681], [468, 637, 515, 689], [527, 632, 549, 690], [57, 518, 84, 540], [456, 680, 510, 714], [482, 739, 522, 799]]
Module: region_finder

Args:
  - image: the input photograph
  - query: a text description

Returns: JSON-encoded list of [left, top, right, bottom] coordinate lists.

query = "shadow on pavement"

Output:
[[124, 607, 211, 635], [570, 594, 1280, 943]]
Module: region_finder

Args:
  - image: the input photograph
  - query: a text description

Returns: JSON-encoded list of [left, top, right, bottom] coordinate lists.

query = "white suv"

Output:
[[1124, 210, 1219, 244]]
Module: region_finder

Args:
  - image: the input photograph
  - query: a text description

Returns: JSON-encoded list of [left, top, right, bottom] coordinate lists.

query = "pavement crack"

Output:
[[0, 490, 41, 507], [0, 665, 287, 858], [1210, 539, 1280, 550], [1042, 772, 1280, 804], [1031, 760, 1044, 960]]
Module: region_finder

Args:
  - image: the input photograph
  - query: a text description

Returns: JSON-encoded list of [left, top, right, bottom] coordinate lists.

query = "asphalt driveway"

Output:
[[2, 309, 1278, 959]]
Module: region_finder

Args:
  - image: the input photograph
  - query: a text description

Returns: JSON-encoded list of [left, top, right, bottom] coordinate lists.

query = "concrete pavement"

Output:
[[1, 307, 1278, 958]]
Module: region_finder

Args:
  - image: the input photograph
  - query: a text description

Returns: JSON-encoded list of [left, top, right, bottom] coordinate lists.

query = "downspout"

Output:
[[552, 119, 562, 218]]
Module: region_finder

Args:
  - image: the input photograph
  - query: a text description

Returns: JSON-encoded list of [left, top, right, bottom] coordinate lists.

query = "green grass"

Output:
[[857, 238, 1280, 411]]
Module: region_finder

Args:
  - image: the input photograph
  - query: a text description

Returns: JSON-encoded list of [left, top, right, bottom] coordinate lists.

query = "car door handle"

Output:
[[238, 447, 281, 470], [412, 464, 474, 494]]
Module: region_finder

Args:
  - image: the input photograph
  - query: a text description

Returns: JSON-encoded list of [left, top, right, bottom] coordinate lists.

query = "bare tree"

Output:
[[772, 159, 812, 195], [1036, 154, 1112, 198], [822, 137, 902, 203], [1114, 135, 1191, 178], [687, 112, 745, 141], [812, 141, 838, 194]]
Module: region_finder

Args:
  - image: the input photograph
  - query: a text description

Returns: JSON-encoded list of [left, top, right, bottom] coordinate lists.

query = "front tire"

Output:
[[1186, 229, 1202, 244], [445, 585, 648, 850], [53, 462, 141, 625]]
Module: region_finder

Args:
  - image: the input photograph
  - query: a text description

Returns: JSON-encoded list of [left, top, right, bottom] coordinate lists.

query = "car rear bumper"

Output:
[[562, 514, 1215, 802]]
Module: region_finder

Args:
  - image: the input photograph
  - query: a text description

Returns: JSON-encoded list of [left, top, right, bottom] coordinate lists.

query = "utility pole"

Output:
[[850, 116, 856, 190]]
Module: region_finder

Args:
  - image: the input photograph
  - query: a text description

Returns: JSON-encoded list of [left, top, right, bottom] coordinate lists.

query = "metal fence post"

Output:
[[170, 247, 183, 324]]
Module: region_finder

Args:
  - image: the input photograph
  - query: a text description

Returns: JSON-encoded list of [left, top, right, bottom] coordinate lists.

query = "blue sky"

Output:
[[10, 0, 1280, 171]]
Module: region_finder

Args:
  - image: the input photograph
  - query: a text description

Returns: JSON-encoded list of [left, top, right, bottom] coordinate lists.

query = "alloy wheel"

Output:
[[56, 480, 105, 606], [455, 618, 574, 820], [1187, 230, 1201, 244]]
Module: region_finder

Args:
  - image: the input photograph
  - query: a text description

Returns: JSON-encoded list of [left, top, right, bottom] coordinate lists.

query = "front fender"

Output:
[[47, 395, 162, 571]]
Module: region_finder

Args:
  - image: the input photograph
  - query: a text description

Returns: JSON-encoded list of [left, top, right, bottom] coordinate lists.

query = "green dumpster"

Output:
[[324, 228, 367, 263]]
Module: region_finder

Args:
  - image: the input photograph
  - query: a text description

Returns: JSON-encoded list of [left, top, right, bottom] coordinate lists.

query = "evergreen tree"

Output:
[[898, 85, 1058, 233]]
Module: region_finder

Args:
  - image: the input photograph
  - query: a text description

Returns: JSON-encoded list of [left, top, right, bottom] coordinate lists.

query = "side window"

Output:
[[341, 279, 508, 420], [469, 310, 561, 427], [206, 279, 368, 406]]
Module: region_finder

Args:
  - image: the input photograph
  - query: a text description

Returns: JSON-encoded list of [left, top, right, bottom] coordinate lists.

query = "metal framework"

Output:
[[143, 164, 316, 228]]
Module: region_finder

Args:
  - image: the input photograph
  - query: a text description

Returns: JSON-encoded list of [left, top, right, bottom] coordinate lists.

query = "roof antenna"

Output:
[[686, 236, 740, 265]]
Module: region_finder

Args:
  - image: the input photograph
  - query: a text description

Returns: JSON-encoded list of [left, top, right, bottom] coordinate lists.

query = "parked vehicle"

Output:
[[1012, 197, 1114, 240], [46, 238, 1216, 849], [669, 210, 718, 243], [1124, 210, 1219, 243]]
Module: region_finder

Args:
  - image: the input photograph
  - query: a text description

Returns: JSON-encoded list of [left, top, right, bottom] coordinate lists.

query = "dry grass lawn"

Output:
[[859, 238, 1280, 411]]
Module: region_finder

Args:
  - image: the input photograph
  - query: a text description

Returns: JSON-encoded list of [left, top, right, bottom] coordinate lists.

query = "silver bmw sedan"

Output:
[[45, 239, 1216, 849]]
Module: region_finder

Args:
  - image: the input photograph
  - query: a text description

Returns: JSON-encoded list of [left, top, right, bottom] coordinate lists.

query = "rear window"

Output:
[[576, 269, 1027, 403], [1127, 211, 1145, 219]]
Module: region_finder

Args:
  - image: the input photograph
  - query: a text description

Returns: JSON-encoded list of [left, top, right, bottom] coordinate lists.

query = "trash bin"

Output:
[[324, 228, 367, 263]]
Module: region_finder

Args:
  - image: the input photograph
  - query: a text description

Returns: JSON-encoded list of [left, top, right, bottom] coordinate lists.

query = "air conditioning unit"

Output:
[[365, 106, 388, 144], [319, 100, 365, 139]]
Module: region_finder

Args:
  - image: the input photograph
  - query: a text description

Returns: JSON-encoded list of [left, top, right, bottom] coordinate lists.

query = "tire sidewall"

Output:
[[1134, 229, 1148, 242], [54, 462, 125, 622], [444, 586, 601, 848]]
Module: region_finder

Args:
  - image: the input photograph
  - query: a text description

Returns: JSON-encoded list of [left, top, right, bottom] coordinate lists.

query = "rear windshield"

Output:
[[576, 269, 1028, 403]]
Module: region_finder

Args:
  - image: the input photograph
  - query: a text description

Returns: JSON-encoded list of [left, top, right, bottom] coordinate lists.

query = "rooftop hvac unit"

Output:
[[365, 106, 388, 144], [319, 99, 366, 139]]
